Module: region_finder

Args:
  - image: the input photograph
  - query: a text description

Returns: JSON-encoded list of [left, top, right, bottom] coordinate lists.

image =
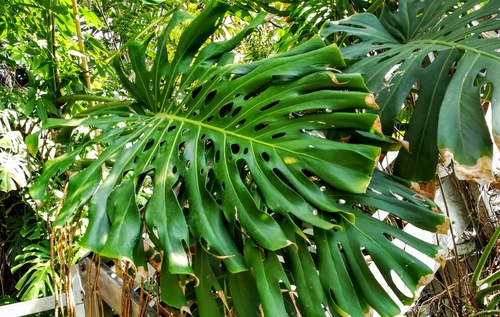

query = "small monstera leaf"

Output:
[[321, 0, 500, 182], [27, 1, 449, 316], [0, 121, 30, 192]]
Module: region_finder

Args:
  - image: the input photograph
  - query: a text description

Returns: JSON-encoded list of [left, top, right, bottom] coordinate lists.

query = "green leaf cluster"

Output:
[[26, 1, 450, 316]]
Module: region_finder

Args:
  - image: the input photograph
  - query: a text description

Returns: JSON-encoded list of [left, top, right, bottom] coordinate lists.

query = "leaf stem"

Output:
[[470, 225, 500, 292], [366, 0, 384, 14], [475, 285, 500, 308], [53, 94, 122, 105], [469, 310, 500, 317], [342, 0, 356, 15], [71, 0, 93, 105]]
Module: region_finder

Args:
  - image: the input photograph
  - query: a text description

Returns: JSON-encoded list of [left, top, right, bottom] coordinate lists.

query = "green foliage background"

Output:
[[1, 0, 498, 316]]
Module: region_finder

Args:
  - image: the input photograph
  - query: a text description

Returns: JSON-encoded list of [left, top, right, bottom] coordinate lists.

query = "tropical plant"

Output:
[[11, 241, 55, 301], [0, 56, 56, 303], [320, 0, 500, 183], [0, 0, 108, 304], [27, 1, 450, 316], [0, 107, 31, 192], [1, 192, 52, 301], [0, 0, 120, 122], [1, 173, 85, 304]]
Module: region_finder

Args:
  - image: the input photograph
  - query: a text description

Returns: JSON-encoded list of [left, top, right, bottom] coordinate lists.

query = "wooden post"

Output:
[[78, 257, 159, 317]]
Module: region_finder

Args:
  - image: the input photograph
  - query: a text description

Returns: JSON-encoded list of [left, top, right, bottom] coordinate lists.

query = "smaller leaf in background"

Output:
[[0, 152, 30, 191], [321, 0, 500, 183], [23, 89, 36, 116], [10, 241, 55, 301], [470, 225, 500, 311], [0, 110, 30, 192]]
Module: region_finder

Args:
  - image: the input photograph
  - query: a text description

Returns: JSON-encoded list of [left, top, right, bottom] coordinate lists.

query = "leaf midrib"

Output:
[[155, 112, 336, 164], [410, 39, 500, 61]]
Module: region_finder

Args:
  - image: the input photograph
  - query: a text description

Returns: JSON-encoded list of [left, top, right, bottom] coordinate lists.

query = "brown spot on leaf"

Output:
[[439, 148, 454, 168], [338, 135, 351, 143], [191, 274, 200, 287], [490, 177, 500, 191], [493, 133, 500, 151], [417, 273, 435, 291], [434, 248, 447, 268], [287, 240, 298, 250], [287, 291, 303, 317], [439, 148, 494, 184], [330, 73, 346, 85], [180, 306, 192, 315], [413, 193, 426, 201], [217, 290, 230, 311], [373, 116, 382, 134], [436, 217, 450, 235], [136, 266, 148, 281], [264, 13, 275, 22], [410, 181, 436, 200], [365, 94, 379, 110], [396, 139, 410, 152], [214, 254, 235, 260]]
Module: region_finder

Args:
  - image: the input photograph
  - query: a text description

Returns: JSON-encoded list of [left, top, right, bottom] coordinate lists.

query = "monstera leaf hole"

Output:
[[475, 70, 489, 88]]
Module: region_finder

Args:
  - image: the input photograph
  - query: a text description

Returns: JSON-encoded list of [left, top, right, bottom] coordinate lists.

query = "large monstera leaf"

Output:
[[321, 0, 500, 182], [27, 2, 449, 316]]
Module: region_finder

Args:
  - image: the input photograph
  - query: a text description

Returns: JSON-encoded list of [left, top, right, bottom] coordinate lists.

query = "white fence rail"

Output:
[[0, 295, 67, 317], [0, 258, 159, 317]]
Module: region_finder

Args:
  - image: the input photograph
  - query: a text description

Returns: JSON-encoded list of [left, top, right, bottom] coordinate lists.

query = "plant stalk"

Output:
[[71, 0, 93, 103], [53, 94, 122, 105], [470, 225, 500, 292], [366, 0, 385, 13], [470, 310, 500, 317]]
